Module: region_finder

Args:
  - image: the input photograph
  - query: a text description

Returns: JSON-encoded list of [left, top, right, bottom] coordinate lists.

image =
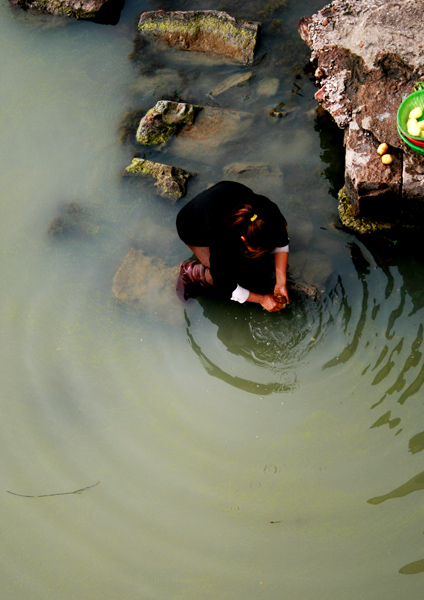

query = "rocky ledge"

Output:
[[299, 0, 424, 233]]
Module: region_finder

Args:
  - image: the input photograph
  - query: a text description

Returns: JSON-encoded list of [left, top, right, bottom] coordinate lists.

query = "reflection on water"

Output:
[[368, 470, 424, 505], [2, 0, 424, 598]]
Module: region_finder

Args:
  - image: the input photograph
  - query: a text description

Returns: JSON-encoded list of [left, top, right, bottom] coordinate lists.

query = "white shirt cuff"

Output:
[[231, 285, 250, 303], [272, 244, 289, 254]]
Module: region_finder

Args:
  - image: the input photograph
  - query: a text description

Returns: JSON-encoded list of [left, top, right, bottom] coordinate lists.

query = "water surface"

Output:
[[1, 1, 424, 598]]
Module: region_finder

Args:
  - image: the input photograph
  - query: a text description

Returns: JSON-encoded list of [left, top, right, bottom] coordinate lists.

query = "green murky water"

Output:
[[1, 1, 424, 598]]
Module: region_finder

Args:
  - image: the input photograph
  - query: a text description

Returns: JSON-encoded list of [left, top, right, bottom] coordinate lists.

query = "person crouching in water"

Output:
[[176, 181, 289, 312]]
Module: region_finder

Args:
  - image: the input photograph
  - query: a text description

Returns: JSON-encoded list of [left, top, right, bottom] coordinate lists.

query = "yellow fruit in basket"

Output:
[[381, 154, 393, 165], [409, 107, 423, 120], [418, 120, 424, 130], [377, 143, 388, 155], [407, 121, 421, 136]]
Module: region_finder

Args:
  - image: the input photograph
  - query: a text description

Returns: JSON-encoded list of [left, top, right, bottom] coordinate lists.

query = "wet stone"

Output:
[[137, 10, 260, 65], [123, 158, 193, 202], [171, 106, 254, 161], [257, 77, 280, 97]]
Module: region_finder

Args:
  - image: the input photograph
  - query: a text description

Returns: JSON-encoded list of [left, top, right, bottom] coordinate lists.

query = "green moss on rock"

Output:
[[338, 187, 395, 234], [137, 10, 260, 64], [124, 158, 193, 201], [136, 101, 202, 146]]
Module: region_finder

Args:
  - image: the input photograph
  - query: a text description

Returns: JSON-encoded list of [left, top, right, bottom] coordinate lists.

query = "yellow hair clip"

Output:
[[250, 213, 258, 222]]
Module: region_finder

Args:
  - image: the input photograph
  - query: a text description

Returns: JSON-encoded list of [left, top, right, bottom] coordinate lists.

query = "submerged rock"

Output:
[[135, 100, 253, 160], [223, 162, 282, 180], [171, 106, 253, 160], [47, 202, 95, 239], [137, 10, 260, 65], [299, 0, 424, 231], [112, 248, 180, 324], [9, 0, 123, 23], [135, 100, 202, 146], [123, 158, 193, 201], [208, 72, 254, 97]]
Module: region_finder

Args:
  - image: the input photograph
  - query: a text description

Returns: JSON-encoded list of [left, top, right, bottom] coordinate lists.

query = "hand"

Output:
[[274, 283, 289, 305], [260, 294, 285, 312]]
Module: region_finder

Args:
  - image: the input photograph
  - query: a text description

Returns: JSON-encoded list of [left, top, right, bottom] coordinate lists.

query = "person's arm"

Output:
[[273, 249, 289, 304], [231, 284, 284, 311], [247, 291, 285, 312]]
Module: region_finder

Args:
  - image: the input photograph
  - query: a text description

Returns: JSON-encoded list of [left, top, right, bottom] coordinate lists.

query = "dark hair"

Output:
[[230, 204, 284, 258]]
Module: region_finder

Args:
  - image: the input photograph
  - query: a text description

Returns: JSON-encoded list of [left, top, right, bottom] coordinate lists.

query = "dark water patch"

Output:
[[409, 431, 424, 455], [399, 558, 424, 575], [368, 470, 424, 505], [370, 410, 401, 431]]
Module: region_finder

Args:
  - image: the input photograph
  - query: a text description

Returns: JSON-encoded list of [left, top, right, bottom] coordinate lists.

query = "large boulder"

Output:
[[9, 0, 123, 22], [299, 0, 424, 232], [137, 10, 260, 65]]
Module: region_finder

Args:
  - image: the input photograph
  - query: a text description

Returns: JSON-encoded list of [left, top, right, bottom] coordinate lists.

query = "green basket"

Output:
[[397, 90, 424, 141], [397, 125, 424, 156]]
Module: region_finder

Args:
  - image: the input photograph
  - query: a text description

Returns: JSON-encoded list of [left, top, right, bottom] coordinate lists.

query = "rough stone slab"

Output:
[[9, 0, 122, 21], [299, 0, 424, 73], [136, 101, 202, 146], [123, 158, 193, 201], [112, 248, 180, 325], [344, 119, 401, 219], [137, 10, 260, 65]]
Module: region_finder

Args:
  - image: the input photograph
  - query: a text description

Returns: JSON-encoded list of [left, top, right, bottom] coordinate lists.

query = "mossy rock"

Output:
[[137, 10, 260, 65], [135, 100, 202, 146], [123, 158, 193, 201]]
